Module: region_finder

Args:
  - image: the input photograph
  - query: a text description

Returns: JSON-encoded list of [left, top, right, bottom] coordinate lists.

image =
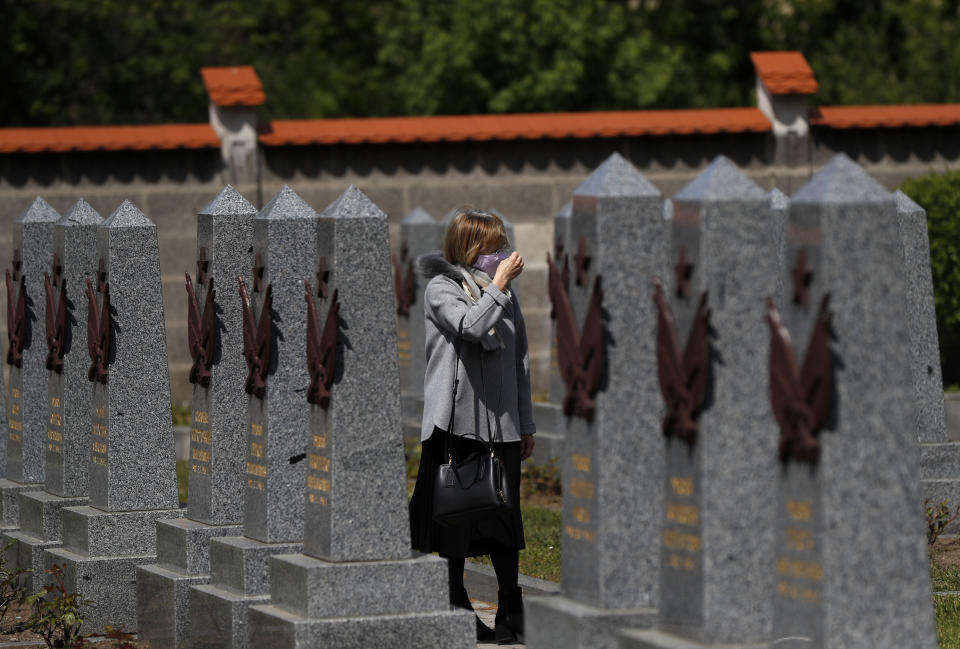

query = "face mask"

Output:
[[472, 251, 510, 278]]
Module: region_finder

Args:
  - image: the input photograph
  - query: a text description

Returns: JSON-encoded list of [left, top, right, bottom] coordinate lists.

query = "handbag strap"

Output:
[[443, 314, 500, 463], [443, 317, 464, 462]]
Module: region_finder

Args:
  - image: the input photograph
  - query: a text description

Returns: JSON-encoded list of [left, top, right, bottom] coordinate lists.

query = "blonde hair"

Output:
[[442, 206, 509, 266]]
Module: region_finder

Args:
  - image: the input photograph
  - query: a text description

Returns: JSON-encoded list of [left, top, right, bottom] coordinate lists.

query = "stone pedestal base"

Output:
[[2, 491, 87, 590], [921, 442, 960, 534], [248, 605, 473, 649], [138, 564, 209, 649], [136, 519, 242, 649], [46, 505, 184, 633], [246, 552, 473, 649], [188, 536, 301, 649], [620, 629, 767, 649], [0, 478, 42, 531], [526, 594, 655, 649]]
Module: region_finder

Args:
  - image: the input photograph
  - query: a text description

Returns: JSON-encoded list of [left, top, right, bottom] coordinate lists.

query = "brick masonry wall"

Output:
[[1, 127, 958, 404]]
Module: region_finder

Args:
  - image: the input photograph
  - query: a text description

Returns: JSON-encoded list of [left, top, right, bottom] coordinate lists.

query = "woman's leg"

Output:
[[446, 555, 466, 598], [492, 550, 524, 644], [490, 550, 519, 591], [444, 555, 495, 641]]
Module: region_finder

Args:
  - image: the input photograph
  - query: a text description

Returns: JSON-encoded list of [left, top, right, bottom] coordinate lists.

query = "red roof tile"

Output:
[[0, 124, 220, 153], [201, 66, 266, 107], [258, 108, 771, 146], [750, 52, 819, 95], [809, 104, 960, 129]]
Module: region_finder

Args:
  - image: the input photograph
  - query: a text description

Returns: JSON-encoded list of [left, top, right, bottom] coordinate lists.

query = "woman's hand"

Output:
[[493, 252, 524, 291], [520, 434, 535, 461]]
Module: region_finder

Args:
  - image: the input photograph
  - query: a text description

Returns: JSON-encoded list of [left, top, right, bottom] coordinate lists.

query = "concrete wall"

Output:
[[1, 124, 958, 404]]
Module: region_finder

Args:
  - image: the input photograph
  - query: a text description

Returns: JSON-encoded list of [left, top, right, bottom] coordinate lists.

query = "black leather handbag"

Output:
[[432, 317, 512, 526]]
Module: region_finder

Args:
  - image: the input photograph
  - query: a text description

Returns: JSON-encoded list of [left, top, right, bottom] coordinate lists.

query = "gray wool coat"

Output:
[[417, 253, 536, 443]]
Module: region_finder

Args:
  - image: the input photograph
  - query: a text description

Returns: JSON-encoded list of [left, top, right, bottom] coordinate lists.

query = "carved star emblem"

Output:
[[674, 246, 694, 299], [792, 248, 813, 307], [573, 237, 591, 287]]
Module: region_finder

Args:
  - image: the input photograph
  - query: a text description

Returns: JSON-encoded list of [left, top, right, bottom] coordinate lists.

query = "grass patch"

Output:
[[934, 561, 960, 592], [936, 594, 960, 649], [468, 506, 562, 582], [176, 460, 189, 505]]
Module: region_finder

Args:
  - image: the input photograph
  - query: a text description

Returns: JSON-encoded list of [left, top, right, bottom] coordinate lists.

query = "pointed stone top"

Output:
[[574, 152, 661, 199], [321, 184, 387, 221], [674, 155, 766, 202], [769, 188, 790, 211], [200, 185, 257, 216], [259, 185, 318, 221], [893, 189, 924, 215], [17, 196, 61, 224], [556, 201, 572, 219], [59, 199, 103, 227], [402, 207, 436, 225], [102, 199, 154, 228], [792, 154, 890, 204]]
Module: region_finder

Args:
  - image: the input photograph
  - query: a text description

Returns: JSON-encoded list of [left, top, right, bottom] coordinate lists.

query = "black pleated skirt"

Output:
[[409, 428, 526, 558]]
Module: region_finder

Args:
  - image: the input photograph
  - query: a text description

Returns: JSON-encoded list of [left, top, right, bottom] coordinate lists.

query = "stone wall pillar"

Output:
[[202, 66, 266, 191], [751, 51, 818, 168]]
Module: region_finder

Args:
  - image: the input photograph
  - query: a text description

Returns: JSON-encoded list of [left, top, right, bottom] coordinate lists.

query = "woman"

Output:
[[409, 207, 536, 644]]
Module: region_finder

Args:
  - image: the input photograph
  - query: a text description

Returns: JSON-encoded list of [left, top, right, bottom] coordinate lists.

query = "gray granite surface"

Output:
[[269, 552, 447, 618], [246, 187, 472, 649], [136, 186, 256, 649], [189, 535, 302, 649], [209, 535, 302, 596], [244, 186, 316, 544], [155, 517, 243, 575], [46, 546, 162, 633], [304, 186, 409, 562], [248, 605, 474, 649], [189, 185, 256, 525], [0, 480, 36, 530], [654, 156, 780, 644], [89, 200, 178, 511], [769, 154, 936, 649], [529, 153, 665, 649], [7, 197, 60, 485], [137, 562, 209, 649], [190, 585, 268, 649], [47, 199, 102, 498], [894, 190, 947, 443]]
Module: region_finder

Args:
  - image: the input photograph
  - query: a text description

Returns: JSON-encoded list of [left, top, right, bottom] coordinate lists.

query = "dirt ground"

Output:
[[934, 537, 960, 571]]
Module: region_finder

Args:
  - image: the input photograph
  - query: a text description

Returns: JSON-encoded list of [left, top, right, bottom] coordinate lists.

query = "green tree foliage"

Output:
[[900, 171, 960, 384], [2, 0, 960, 126]]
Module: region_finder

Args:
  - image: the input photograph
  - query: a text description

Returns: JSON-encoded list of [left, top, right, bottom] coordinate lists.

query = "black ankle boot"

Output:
[[450, 586, 495, 642], [494, 586, 524, 645]]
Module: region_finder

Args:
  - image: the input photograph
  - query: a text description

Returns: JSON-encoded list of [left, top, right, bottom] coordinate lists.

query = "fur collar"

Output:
[[416, 252, 462, 281]]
